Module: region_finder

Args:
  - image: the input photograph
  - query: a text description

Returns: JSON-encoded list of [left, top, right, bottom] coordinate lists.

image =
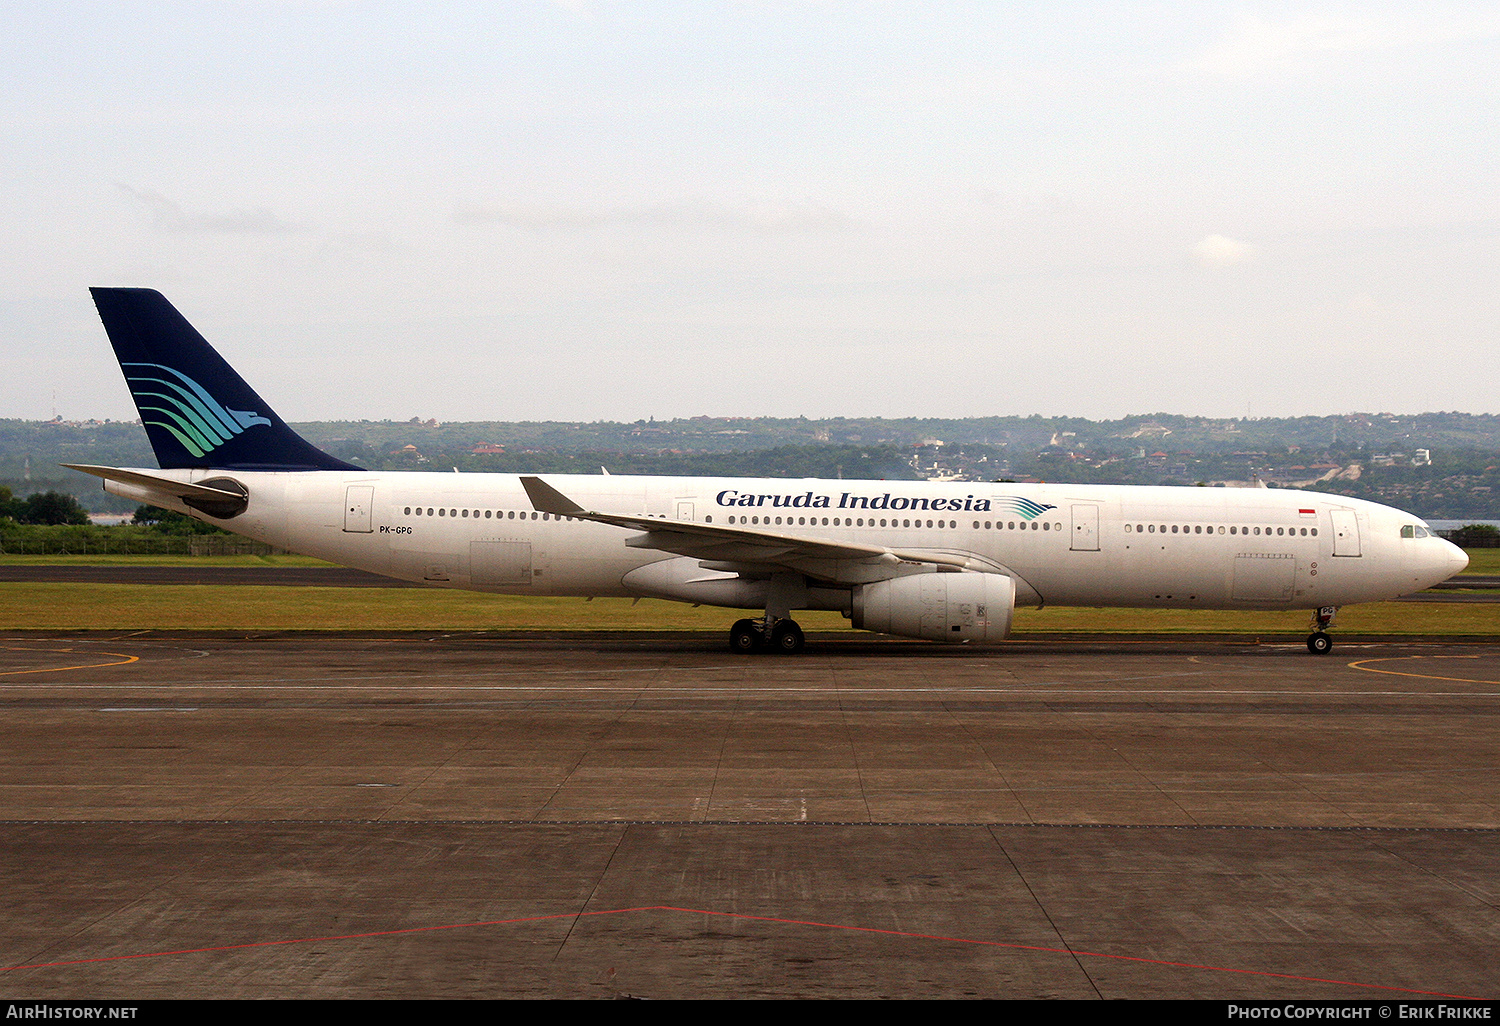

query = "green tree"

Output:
[[132, 505, 228, 535], [18, 491, 90, 525]]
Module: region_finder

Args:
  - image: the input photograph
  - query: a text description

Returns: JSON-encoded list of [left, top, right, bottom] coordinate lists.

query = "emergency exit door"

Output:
[[1070, 504, 1100, 551], [343, 485, 374, 533]]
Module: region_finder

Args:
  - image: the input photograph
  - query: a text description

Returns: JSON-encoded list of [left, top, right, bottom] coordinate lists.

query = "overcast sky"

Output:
[[3, 1, 1496, 424]]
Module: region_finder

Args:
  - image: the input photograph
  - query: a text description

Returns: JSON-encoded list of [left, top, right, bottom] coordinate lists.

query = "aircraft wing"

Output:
[[520, 475, 991, 582]]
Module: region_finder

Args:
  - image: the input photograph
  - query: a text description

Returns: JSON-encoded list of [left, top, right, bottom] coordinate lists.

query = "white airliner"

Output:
[[68, 289, 1468, 654]]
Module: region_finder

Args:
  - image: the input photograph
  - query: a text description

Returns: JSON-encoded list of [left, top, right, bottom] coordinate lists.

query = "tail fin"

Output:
[[90, 288, 361, 471]]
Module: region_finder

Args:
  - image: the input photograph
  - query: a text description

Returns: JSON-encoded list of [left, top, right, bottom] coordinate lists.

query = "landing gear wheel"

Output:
[[730, 619, 763, 654], [770, 620, 805, 654], [1307, 632, 1333, 654]]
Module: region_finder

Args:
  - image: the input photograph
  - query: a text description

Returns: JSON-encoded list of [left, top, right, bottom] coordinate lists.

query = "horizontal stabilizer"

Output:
[[64, 464, 243, 502], [63, 464, 250, 518]]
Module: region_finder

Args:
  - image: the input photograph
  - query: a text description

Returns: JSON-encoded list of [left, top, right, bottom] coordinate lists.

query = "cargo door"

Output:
[[1232, 553, 1297, 602], [470, 541, 533, 586]]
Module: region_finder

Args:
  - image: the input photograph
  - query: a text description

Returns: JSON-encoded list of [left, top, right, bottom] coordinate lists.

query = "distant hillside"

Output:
[[4, 412, 1497, 519]]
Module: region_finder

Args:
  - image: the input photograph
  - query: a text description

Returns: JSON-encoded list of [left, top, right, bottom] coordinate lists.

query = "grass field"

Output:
[[1459, 548, 1500, 574], [4, 581, 1497, 634], [0, 552, 333, 567], [2, 547, 1494, 634]]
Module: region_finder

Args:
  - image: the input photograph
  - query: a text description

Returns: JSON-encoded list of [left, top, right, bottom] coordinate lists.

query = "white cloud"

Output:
[[1185, 12, 1500, 77], [453, 198, 853, 234], [116, 185, 303, 236], [1191, 234, 1257, 267]]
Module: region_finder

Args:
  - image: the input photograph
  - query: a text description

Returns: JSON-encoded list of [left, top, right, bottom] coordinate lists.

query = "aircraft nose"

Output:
[[1443, 539, 1469, 578]]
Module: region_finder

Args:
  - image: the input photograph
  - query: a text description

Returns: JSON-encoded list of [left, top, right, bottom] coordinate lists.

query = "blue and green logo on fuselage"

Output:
[[123, 362, 271, 458], [993, 497, 1056, 520]]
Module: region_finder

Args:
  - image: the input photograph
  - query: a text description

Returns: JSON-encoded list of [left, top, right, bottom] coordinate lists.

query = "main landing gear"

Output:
[[730, 571, 809, 655], [1307, 606, 1338, 654], [729, 617, 805, 654]]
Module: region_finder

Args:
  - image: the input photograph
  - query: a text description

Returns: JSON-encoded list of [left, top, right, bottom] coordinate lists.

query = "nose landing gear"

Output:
[[1307, 606, 1337, 654]]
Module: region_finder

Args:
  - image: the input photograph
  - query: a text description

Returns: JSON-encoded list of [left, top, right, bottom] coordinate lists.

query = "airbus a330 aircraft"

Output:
[[69, 289, 1468, 654]]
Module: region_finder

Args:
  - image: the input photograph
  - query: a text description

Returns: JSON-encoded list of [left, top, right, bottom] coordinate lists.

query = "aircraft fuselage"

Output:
[[104, 468, 1467, 613]]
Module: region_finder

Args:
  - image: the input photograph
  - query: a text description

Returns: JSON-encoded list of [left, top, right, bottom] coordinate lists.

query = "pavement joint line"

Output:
[[0, 819, 1496, 831], [0, 902, 1484, 1001], [8, 680, 1500, 697]]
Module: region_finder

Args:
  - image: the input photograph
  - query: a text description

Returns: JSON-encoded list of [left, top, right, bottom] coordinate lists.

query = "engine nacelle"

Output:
[[852, 572, 1015, 643]]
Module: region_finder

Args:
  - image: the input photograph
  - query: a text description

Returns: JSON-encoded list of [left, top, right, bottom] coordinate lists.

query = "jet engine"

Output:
[[852, 571, 1015, 643]]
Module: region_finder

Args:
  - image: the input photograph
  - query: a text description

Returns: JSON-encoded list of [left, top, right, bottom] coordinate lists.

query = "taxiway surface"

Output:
[[1, 631, 1496, 999]]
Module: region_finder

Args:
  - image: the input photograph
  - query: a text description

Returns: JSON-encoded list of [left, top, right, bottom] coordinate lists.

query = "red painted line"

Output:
[[3, 904, 1487, 1000], [657, 907, 1487, 1001]]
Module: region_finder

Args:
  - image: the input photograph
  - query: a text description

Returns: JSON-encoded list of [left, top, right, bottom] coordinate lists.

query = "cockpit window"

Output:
[[1401, 525, 1432, 539]]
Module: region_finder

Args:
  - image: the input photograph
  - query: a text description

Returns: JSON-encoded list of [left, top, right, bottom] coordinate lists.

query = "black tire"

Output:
[[730, 619, 762, 654], [771, 620, 805, 654], [1307, 632, 1333, 654]]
